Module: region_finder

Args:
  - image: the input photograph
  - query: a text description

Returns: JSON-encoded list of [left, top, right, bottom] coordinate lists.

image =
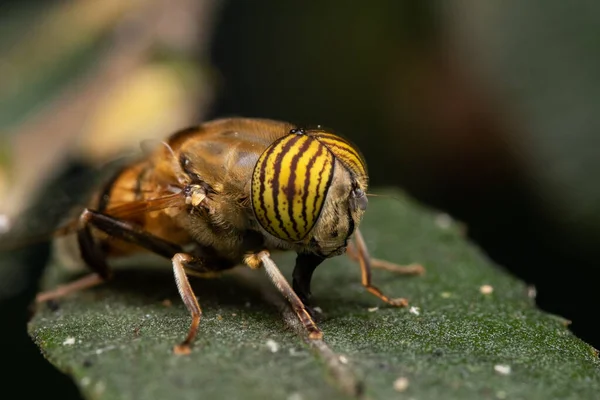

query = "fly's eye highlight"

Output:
[[251, 133, 334, 241]]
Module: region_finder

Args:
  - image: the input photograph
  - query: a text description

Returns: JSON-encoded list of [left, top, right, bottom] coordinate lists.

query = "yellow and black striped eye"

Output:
[[251, 129, 368, 242], [311, 131, 368, 184]]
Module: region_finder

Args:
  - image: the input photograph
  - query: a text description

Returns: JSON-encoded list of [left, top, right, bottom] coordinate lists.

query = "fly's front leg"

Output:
[[350, 228, 412, 307], [245, 251, 323, 340], [292, 253, 325, 313]]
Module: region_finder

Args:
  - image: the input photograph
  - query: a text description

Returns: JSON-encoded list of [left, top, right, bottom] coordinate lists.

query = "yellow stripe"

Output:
[[291, 139, 321, 237], [264, 135, 295, 239], [315, 133, 367, 182], [252, 135, 290, 240], [276, 135, 307, 239], [317, 134, 365, 173], [299, 140, 334, 240], [309, 149, 333, 226]]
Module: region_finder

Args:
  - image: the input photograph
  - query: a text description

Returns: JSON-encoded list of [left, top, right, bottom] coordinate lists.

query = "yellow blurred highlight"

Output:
[[77, 62, 205, 162]]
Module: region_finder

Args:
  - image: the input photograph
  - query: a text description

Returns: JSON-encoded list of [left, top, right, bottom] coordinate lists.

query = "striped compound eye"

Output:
[[251, 128, 367, 242]]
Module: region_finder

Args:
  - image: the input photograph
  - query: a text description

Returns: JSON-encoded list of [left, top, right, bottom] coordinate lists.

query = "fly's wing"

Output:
[[0, 157, 133, 251], [0, 152, 190, 253]]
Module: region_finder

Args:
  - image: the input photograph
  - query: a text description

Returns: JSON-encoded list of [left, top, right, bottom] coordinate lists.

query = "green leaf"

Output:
[[29, 189, 600, 399]]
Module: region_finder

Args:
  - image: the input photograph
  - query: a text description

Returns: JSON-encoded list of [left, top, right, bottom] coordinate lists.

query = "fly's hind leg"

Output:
[[35, 273, 105, 303], [39, 208, 217, 354], [36, 211, 118, 303], [349, 228, 423, 307], [346, 235, 424, 277]]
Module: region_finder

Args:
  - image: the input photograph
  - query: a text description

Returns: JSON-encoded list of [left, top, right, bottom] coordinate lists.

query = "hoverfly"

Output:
[[15, 118, 423, 354]]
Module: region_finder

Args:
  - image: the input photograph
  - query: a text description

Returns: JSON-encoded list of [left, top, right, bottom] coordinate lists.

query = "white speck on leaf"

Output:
[[63, 337, 75, 345], [339, 355, 349, 364], [265, 339, 280, 353], [435, 213, 452, 229], [94, 345, 117, 355], [287, 393, 303, 400], [289, 348, 305, 357], [409, 306, 420, 316], [480, 285, 494, 295], [313, 307, 323, 314], [393, 377, 410, 392], [368, 306, 379, 312], [494, 364, 511, 375]]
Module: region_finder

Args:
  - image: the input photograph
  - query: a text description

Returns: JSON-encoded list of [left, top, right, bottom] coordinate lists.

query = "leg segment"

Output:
[[36, 273, 105, 303], [79, 209, 183, 258], [247, 251, 323, 340], [36, 208, 136, 303], [35, 213, 118, 302], [44, 208, 218, 353], [172, 253, 203, 355], [346, 242, 424, 276], [351, 228, 409, 307], [77, 216, 112, 279], [292, 253, 325, 307], [36, 208, 184, 303]]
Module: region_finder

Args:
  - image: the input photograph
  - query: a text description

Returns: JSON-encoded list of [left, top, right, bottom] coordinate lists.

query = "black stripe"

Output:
[[257, 138, 279, 229], [285, 137, 312, 238], [317, 140, 365, 175], [317, 132, 352, 145], [97, 164, 129, 212], [317, 133, 363, 159], [272, 135, 302, 238], [301, 144, 324, 235], [311, 154, 334, 223]]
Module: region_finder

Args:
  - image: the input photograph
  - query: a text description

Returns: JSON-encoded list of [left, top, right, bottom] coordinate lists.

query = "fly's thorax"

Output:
[[251, 128, 368, 257]]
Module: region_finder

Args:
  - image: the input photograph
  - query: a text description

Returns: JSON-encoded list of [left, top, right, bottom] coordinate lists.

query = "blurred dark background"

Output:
[[208, 0, 600, 347], [1, 1, 599, 398]]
